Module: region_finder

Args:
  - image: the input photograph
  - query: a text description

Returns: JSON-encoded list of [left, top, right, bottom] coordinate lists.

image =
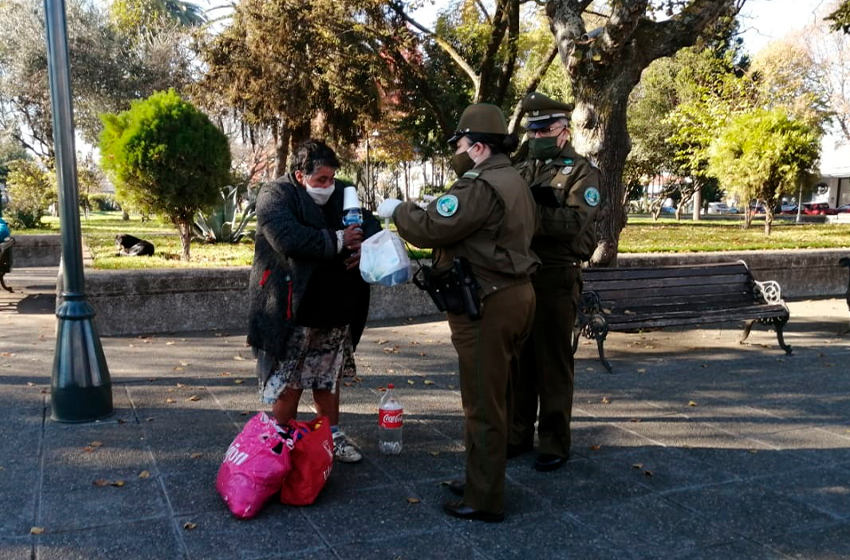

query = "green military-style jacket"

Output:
[[515, 143, 600, 265], [393, 153, 539, 298]]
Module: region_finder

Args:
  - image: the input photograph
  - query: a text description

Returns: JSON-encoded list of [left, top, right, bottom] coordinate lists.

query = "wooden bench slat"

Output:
[[585, 273, 753, 293], [581, 263, 749, 282], [591, 283, 753, 303], [603, 304, 788, 328]]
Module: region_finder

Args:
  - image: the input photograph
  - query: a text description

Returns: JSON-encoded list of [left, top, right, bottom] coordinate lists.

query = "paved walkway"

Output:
[[2, 267, 850, 560]]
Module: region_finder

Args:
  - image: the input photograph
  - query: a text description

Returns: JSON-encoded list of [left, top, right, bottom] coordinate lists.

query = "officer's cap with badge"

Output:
[[521, 92, 574, 131], [447, 103, 509, 146]]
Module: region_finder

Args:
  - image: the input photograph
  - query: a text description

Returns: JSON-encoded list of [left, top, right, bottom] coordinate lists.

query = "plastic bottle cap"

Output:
[[343, 186, 360, 210], [387, 383, 394, 389]]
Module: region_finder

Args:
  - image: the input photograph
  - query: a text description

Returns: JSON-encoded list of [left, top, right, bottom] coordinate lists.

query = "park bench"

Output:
[[573, 261, 792, 372], [0, 236, 14, 292]]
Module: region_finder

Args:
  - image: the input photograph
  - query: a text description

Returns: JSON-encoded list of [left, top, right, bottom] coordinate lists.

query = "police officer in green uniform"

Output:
[[509, 92, 601, 472], [377, 104, 539, 522]]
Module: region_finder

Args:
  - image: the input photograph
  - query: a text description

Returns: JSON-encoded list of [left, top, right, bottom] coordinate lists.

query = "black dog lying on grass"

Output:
[[840, 257, 850, 335], [115, 234, 155, 257]]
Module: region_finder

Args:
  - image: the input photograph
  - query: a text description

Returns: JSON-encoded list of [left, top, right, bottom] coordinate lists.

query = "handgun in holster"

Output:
[[413, 257, 482, 320]]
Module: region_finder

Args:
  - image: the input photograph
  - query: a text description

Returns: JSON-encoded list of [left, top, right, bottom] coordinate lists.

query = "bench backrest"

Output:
[[581, 262, 757, 317]]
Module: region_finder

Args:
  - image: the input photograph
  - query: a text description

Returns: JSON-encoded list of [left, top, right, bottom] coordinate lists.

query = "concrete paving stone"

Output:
[[591, 446, 740, 493], [0, 537, 33, 560], [42, 422, 153, 473], [413, 475, 552, 521], [127, 382, 228, 418], [302, 484, 446, 547], [573, 392, 682, 421], [39, 464, 168, 530], [161, 463, 225, 517], [0, 381, 49, 408], [673, 446, 817, 483], [363, 439, 466, 483], [763, 521, 850, 559], [506, 457, 652, 513], [0, 466, 38, 537], [34, 518, 185, 560], [572, 494, 731, 556], [751, 427, 850, 466], [569, 421, 662, 459], [342, 417, 456, 452], [662, 539, 787, 560], [333, 528, 483, 560], [756, 466, 850, 520], [204, 381, 264, 414], [451, 510, 634, 560], [178, 507, 328, 560], [141, 414, 239, 474], [611, 414, 769, 450], [317, 455, 395, 496], [664, 480, 837, 539]]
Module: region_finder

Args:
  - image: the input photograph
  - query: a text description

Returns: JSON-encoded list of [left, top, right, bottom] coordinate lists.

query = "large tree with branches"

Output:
[[544, 0, 746, 265]]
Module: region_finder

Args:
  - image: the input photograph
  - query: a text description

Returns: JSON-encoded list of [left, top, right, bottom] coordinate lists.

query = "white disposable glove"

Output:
[[377, 198, 403, 219]]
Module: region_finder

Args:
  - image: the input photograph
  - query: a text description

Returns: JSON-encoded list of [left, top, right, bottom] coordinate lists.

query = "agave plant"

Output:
[[194, 186, 255, 243]]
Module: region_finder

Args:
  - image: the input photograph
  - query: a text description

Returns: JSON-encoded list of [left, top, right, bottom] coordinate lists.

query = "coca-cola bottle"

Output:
[[378, 383, 403, 455]]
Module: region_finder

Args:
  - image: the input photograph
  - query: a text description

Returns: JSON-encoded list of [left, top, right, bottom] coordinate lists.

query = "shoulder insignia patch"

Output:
[[436, 194, 460, 217], [462, 170, 481, 179], [561, 166, 574, 175], [563, 158, 574, 165], [583, 187, 600, 207]]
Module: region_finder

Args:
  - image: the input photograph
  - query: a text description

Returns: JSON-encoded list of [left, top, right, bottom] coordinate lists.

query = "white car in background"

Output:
[[707, 202, 733, 214]]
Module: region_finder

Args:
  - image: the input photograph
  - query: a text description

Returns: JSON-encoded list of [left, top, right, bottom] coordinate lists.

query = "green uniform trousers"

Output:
[[448, 282, 535, 514], [510, 265, 581, 458]]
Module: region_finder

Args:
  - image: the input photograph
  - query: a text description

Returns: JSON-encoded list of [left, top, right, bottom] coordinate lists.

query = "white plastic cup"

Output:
[[343, 186, 360, 210]]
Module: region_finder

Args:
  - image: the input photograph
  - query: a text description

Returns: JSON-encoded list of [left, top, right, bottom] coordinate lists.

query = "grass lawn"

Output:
[[620, 216, 850, 253], [14, 211, 850, 268]]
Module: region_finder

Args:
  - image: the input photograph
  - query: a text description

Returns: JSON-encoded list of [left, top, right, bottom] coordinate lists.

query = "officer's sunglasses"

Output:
[[529, 125, 567, 137]]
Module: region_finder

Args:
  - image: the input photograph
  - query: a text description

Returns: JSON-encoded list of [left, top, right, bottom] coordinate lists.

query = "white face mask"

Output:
[[305, 184, 334, 206]]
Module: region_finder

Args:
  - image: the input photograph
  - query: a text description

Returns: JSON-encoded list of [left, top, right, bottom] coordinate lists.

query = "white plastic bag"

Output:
[[359, 229, 412, 286]]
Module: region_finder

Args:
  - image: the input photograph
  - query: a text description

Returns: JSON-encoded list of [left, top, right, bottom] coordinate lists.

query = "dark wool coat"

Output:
[[246, 174, 380, 361]]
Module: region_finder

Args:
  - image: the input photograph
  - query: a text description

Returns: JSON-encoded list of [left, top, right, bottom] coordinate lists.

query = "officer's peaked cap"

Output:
[[448, 103, 508, 144], [522, 92, 574, 130]]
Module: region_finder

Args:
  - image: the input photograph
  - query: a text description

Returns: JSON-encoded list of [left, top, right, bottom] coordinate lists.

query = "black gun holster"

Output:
[[413, 257, 482, 320]]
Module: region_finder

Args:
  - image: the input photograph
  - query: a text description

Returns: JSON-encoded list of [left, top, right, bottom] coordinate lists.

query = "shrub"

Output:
[[4, 160, 55, 228], [88, 193, 118, 211], [99, 89, 231, 260]]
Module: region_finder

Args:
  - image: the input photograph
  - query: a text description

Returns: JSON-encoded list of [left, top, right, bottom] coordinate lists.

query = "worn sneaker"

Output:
[[332, 431, 362, 463]]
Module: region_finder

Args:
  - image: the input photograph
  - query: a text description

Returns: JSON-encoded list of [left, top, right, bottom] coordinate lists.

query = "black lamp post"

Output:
[[45, 0, 112, 422]]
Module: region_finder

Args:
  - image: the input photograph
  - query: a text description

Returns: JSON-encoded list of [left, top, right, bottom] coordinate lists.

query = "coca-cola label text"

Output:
[[379, 408, 403, 429]]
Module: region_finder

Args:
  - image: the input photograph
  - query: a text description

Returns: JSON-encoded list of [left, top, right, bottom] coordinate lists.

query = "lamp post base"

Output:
[[51, 298, 113, 423]]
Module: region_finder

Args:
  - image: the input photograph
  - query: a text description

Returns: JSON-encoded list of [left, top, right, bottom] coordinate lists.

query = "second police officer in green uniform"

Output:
[[509, 92, 601, 472], [377, 103, 539, 522]]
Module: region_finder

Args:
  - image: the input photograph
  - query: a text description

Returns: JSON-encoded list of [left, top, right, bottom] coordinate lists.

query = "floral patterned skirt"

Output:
[[257, 325, 356, 404]]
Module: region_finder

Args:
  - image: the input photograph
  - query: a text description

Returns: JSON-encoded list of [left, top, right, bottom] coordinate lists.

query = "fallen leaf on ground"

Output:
[[82, 446, 96, 453], [176, 383, 186, 388], [110, 480, 126, 487], [383, 347, 398, 354], [145, 417, 154, 422], [2, 352, 15, 357], [624, 310, 634, 315], [447, 385, 456, 390], [688, 401, 697, 407], [234, 379, 243, 385], [233, 355, 244, 361], [183, 522, 197, 530], [407, 379, 415, 385], [589, 445, 601, 451], [139, 471, 150, 479], [26, 382, 35, 387], [644, 470, 653, 477], [179, 361, 189, 367], [748, 449, 759, 454], [343, 382, 352, 387], [30, 527, 44, 535], [632, 463, 643, 470], [423, 380, 435, 385], [386, 369, 395, 374], [630, 418, 641, 423], [220, 371, 231, 376], [406, 497, 421, 504], [187, 395, 201, 402], [601, 397, 610, 404], [419, 352, 427, 357], [93, 480, 109, 487], [637, 368, 647, 374], [166, 341, 175, 346], [429, 451, 439, 456], [173, 366, 185, 372], [190, 452, 203, 459], [166, 398, 176, 404], [377, 339, 388, 345]]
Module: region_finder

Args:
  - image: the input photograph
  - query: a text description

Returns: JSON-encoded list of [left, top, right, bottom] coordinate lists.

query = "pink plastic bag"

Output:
[[216, 412, 292, 519]]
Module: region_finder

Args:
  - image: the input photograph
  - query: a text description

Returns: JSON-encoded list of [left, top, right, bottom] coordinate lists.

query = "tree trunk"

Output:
[[692, 188, 701, 221], [764, 208, 773, 236], [571, 83, 636, 268], [274, 127, 291, 178], [177, 218, 192, 261]]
